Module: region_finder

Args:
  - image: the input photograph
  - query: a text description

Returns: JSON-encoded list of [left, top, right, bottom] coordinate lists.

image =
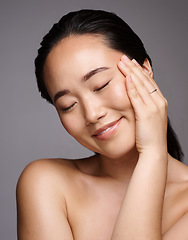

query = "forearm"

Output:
[[112, 55, 169, 239], [111, 150, 168, 240]]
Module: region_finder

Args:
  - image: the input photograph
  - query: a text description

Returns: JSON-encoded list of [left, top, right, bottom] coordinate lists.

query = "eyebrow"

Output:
[[83, 66, 110, 81], [53, 66, 110, 104], [53, 89, 70, 104]]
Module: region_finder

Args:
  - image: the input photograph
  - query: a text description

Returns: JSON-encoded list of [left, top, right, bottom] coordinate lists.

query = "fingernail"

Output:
[[120, 60, 126, 67], [132, 59, 139, 66], [122, 55, 130, 62]]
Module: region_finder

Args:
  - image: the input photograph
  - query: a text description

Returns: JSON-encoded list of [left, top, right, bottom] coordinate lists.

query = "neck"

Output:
[[98, 147, 139, 182]]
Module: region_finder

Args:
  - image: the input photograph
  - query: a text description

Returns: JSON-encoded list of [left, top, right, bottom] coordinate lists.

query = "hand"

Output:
[[118, 55, 168, 155]]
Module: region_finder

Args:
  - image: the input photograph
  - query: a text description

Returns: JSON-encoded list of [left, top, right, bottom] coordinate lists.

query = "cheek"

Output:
[[58, 112, 77, 135], [57, 111, 82, 137], [109, 81, 131, 111]]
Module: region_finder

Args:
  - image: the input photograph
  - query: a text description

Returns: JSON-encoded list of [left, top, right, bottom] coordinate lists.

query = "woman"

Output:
[[16, 9, 188, 239]]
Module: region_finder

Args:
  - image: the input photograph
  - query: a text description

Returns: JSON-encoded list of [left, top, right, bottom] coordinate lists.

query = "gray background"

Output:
[[1, 0, 188, 239]]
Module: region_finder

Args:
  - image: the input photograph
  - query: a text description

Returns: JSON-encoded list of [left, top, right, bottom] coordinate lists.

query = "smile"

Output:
[[92, 117, 122, 141], [97, 126, 113, 136]]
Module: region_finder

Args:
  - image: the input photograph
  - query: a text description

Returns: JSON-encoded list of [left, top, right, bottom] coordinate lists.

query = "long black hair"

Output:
[[35, 9, 184, 161]]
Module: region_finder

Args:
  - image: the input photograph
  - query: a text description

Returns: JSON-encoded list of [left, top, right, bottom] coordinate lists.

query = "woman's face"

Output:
[[44, 35, 136, 158]]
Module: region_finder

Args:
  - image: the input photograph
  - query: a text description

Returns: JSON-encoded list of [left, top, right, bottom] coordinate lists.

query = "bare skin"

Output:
[[17, 35, 188, 239], [17, 156, 188, 239]]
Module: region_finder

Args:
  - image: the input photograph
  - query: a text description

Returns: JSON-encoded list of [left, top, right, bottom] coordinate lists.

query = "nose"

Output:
[[82, 95, 106, 125]]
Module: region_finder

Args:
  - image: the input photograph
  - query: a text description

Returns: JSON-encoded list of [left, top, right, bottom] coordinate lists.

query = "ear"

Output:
[[142, 58, 153, 78]]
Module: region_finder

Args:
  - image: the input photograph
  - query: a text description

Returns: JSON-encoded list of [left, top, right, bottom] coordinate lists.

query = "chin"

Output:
[[77, 122, 137, 159]]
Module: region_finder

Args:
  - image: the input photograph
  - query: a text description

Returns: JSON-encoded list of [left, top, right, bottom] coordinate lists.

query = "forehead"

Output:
[[43, 35, 122, 94], [45, 35, 113, 67], [45, 34, 121, 69]]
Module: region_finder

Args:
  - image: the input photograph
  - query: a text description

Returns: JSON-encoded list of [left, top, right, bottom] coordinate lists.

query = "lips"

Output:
[[92, 117, 122, 140]]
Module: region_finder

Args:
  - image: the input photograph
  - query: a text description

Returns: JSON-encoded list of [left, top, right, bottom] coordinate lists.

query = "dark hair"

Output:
[[34, 9, 184, 161]]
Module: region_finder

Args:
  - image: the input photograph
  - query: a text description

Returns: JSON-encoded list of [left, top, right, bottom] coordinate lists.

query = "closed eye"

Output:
[[61, 102, 77, 112], [94, 80, 111, 92]]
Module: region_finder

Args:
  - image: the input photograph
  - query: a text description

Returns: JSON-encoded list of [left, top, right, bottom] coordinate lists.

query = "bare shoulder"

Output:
[[16, 156, 97, 194], [167, 157, 188, 192], [18, 157, 78, 177], [16, 158, 85, 240], [163, 157, 188, 239], [166, 157, 188, 208], [17, 159, 74, 196], [16, 157, 87, 211]]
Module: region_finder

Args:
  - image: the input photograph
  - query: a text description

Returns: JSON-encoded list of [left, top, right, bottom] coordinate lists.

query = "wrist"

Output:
[[139, 149, 168, 162], [139, 144, 168, 156]]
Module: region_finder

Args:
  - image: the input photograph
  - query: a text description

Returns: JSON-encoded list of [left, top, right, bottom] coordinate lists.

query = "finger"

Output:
[[121, 56, 157, 92], [119, 58, 159, 106], [120, 56, 164, 98], [119, 56, 166, 106], [125, 75, 147, 115], [132, 59, 164, 97]]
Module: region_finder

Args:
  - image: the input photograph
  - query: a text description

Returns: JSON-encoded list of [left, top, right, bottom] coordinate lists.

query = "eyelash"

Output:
[[94, 80, 111, 92], [61, 80, 111, 112], [61, 102, 76, 112]]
